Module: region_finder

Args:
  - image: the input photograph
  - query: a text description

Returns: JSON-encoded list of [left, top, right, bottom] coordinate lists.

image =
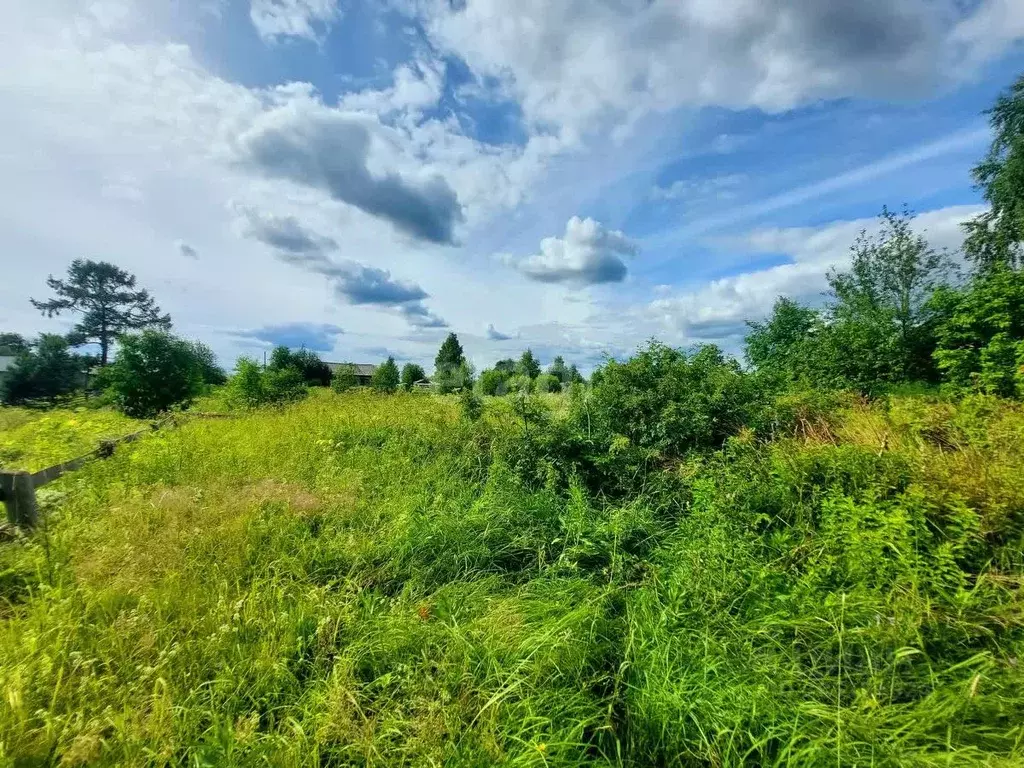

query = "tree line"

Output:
[[4, 71, 1024, 415]]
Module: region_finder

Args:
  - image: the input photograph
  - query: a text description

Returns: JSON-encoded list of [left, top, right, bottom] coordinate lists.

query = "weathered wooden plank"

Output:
[[0, 471, 38, 528]]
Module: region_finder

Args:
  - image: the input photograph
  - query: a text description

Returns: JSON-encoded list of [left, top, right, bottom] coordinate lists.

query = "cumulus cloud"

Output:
[[413, 0, 1017, 144], [512, 216, 637, 286], [645, 203, 984, 347], [234, 102, 464, 244], [486, 323, 513, 340], [236, 322, 344, 351], [249, 0, 340, 43], [177, 240, 199, 259], [333, 264, 429, 306]]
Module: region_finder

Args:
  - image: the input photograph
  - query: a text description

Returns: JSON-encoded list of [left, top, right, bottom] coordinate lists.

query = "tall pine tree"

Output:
[[31, 259, 171, 365]]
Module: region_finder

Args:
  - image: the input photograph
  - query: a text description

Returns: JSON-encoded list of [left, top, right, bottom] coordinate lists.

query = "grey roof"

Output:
[[326, 362, 377, 377]]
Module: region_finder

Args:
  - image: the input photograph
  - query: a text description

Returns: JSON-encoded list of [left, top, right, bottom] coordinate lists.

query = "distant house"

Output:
[[326, 362, 377, 387]]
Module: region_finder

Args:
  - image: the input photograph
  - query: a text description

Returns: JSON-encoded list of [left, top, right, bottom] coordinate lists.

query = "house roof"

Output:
[[326, 362, 377, 377]]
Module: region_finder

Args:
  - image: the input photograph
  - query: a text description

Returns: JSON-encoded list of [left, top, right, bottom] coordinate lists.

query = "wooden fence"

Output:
[[0, 412, 232, 529]]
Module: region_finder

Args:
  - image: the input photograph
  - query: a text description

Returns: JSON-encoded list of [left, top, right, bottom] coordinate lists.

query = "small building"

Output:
[[326, 362, 377, 387]]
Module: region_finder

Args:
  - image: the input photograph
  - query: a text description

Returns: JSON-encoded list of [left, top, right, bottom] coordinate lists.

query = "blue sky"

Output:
[[2, 0, 1023, 371]]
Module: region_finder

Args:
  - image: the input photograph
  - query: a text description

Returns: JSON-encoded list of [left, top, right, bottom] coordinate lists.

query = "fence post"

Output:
[[0, 472, 38, 529]]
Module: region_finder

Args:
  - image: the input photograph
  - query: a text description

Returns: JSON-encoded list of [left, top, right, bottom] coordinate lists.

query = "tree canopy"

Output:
[[31, 259, 171, 366]]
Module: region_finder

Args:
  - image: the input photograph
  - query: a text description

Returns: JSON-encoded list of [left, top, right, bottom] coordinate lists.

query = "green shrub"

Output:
[[269, 346, 331, 386], [535, 372, 562, 393], [401, 362, 425, 391], [100, 330, 204, 417], [372, 357, 400, 393], [478, 367, 509, 396], [0, 334, 85, 405], [330, 363, 357, 392], [228, 357, 306, 408]]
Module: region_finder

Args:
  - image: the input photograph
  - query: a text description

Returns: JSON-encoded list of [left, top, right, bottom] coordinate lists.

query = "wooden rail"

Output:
[[0, 413, 231, 529]]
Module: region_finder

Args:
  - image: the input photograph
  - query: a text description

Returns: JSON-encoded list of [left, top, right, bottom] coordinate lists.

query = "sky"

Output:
[[2, 0, 1024, 373]]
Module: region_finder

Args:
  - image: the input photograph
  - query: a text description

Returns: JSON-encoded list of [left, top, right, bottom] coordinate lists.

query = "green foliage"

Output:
[[30, 259, 171, 365], [434, 360, 474, 394], [507, 373, 534, 394], [433, 332, 465, 393], [745, 297, 820, 384], [963, 72, 1024, 271], [269, 346, 331, 386], [372, 356, 400, 393], [188, 340, 227, 385], [494, 358, 517, 375], [0, 332, 29, 355], [932, 266, 1024, 397], [229, 357, 306, 408], [400, 362, 425, 391], [0, 407, 140, 471], [535, 372, 562, 393], [477, 367, 510, 395], [459, 387, 483, 421], [100, 330, 204, 417], [0, 334, 85, 405], [517, 348, 541, 378], [330, 363, 357, 392], [579, 341, 763, 457]]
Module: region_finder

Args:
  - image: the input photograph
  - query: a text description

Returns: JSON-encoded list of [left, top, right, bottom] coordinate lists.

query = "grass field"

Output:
[[0, 407, 142, 472], [0, 389, 1022, 765]]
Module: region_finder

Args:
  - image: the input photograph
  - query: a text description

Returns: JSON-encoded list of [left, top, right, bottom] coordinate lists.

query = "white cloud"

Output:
[[250, 0, 340, 43], [643, 203, 984, 347], [411, 0, 1019, 146], [511, 216, 638, 286], [651, 174, 747, 202]]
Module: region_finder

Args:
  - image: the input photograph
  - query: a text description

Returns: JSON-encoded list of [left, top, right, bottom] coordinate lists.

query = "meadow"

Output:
[[0, 387, 1022, 766]]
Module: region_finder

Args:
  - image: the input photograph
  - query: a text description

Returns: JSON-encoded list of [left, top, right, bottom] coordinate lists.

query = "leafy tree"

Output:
[[930, 267, 1024, 397], [435, 360, 475, 393], [401, 363, 426, 391], [100, 330, 203, 417], [268, 346, 331, 386], [517, 349, 540, 379], [269, 346, 293, 371], [494, 358, 517, 375], [547, 355, 568, 383], [823, 206, 953, 388], [507, 373, 534, 394], [0, 333, 29, 355], [459, 388, 483, 421], [535, 373, 562, 393], [1, 334, 85, 404], [188, 341, 227, 386], [478, 367, 510, 396], [31, 259, 171, 366], [372, 357, 400, 393], [566, 363, 584, 385], [745, 297, 820, 383], [963, 72, 1024, 271], [331, 363, 358, 393], [230, 357, 306, 407]]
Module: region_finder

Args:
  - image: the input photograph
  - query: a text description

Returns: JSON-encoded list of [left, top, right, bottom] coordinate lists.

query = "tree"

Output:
[[535, 373, 562, 393], [230, 357, 306, 408], [824, 206, 953, 387], [567, 364, 584, 385], [372, 357, 400, 393], [745, 297, 820, 383], [0, 333, 29, 355], [494, 358, 517, 375], [401, 363, 426, 391], [31, 259, 171, 366], [547, 355, 568, 383], [1, 335, 85, 404], [963, 72, 1024, 271], [435, 360, 474, 393], [269, 346, 293, 371], [331, 363, 358, 393], [478, 367, 510, 396], [434, 333, 465, 375], [188, 341, 227, 386], [291, 349, 332, 387], [517, 349, 540, 379], [930, 267, 1024, 397], [100, 330, 203, 417]]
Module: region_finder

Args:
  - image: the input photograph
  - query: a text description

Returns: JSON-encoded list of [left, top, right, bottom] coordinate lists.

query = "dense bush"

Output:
[[372, 357, 400, 393], [401, 362, 425, 391], [477, 367, 509, 395], [535, 372, 562, 393], [0, 334, 85, 405], [331, 363, 357, 392], [229, 357, 306, 408], [269, 346, 331, 387], [99, 330, 204, 417]]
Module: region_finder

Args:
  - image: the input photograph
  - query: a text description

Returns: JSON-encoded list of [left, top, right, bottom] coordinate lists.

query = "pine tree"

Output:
[[31, 259, 171, 365]]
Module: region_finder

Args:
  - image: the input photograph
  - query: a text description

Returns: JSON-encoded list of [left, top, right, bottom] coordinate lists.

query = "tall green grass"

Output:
[[0, 389, 1021, 765]]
